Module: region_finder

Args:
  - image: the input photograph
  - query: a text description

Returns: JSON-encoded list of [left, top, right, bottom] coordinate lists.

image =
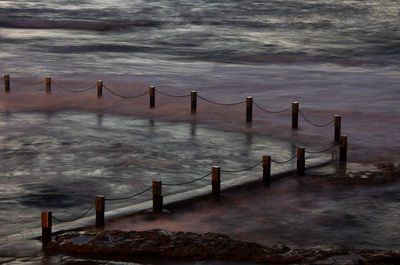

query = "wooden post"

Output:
[[191, 91, 197, 114], [292, 102, 299, 129], [97, 80, 103, 98], [41, 211, 52, 247], [152, 181, 163, 214], [212, 166, 221, 200], [263, 156, 271, 187], [45, 76, 51, 94], [246, 96, 253, 122], [297, 147, 305, 176], [4, 74, 10, 94], [334, 115, 341, 143], [95, 195, 105, 228], [149, 86, 155, 108], [340, 135, 347, 162]]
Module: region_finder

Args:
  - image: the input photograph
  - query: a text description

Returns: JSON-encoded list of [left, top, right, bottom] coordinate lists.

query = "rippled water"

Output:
[[108, 175, 400, 251], [0, 0, 399, 75], [0, 1, 399, 263], [0, 111, 314, 239]]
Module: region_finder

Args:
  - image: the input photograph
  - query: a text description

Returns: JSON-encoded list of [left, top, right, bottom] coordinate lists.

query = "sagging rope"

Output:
[[164, 171, 212, 186], [305, 143, 339, 154], [52, 203, 94, 223], [155, 88, 191, 98], [198, 95, 246, 106], [53, 81, 97, 92], [254, 102, 291, 114], [103, 84, 148, 99], [220, 160, 263, 173], [299, 110, 335, 128], [271, 154, 297, 164], [10, 78, 45, 86], [105, 186, 152, 201]]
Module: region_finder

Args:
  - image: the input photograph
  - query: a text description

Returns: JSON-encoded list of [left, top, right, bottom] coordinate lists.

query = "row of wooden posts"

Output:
[[3, 75, 342, 143], [41, 141, 348, 247]]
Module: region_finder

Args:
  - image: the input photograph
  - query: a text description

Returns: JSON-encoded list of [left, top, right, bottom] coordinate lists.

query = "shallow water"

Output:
[[0, 110, 314, 239], [107, 176, 400, 251]]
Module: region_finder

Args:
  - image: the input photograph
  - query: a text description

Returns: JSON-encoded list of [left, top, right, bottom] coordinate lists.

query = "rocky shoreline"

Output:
[[42, 162, 400, 265], [46, 229, 400, 265]]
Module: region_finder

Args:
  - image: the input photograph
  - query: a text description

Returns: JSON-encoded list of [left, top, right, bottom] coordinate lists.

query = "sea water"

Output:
[[0, 0, 399, 263]]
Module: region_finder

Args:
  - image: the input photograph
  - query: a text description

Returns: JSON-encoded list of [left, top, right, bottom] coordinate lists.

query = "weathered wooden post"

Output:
[[340, 135, 347, 162], [246, 96, 253, 122], [97, 80, 103, 98], [149, 86, 155, 108], [292, 102, 299, 129], [212, 166, 221, 200], [45, 76, 51, 94], [95, 195, 105, 228], [263, 156, 271, 187], [297, 147, 305, 176], [4, 74, 10, 93], [152, 181, 163, 214], [191, 91, 197, 114], [41, 211, 52, 247], [334, 115, 341, 143]]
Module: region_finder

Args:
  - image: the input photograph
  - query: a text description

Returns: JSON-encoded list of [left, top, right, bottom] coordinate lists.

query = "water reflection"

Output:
[[0, 111, 322, 240]]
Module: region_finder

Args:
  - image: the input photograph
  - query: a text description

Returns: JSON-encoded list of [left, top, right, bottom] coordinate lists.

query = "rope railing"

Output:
[[105, 186, 152, 201], [198, 95, 246, 106], [220, 160, 263, 173], [52, 81, 97, 92], [305, 143, 339, 154], [9, 78, 45, 86], [163, 171, 212, 186], [103, 84, 148, 99], [299, 110, 335, 128], [40, 137, 348, 245], [155, 88, 191, 98], [1, 75, 341, 139], [52, 203, 94, 223], [253, 101, 291, 114], [271, 154, 297, 164]]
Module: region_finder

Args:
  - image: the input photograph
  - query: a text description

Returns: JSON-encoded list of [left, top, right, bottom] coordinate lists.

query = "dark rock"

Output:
[[45, 229, 400, 264]]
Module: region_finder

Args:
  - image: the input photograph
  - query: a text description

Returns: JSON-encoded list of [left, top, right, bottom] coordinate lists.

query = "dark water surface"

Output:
[[0, 0, 399, 73], [110, 175, 400, 251], [0, 111, 307, 239]]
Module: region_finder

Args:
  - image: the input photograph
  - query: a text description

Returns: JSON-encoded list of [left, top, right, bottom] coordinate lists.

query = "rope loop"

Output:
[[52, 203, 94, 223], [164, 171, 212, 186], [10, 78, 46, 86], [53, 81, 97, 92], [299, 111, 335, 127], [220, 160, 263, 173], [155, 88, 191, 98], [198, 95, 246, 106], [254, 102, 291, 114], [271, 154, 297, 164], [105, 186, 152, 201], [305, 143, 339, 154], [103, 84, 148, 99]]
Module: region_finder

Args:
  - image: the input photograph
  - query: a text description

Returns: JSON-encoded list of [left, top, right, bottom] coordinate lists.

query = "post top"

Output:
[[246, 96, 253, 99], [149, 86, 155, 88], [212, 166, 221, 169], [292, 101, 299, 104], [191, 90, 197, 93], [335, 114, 341, 118], [96, 195, 105, 199], [97, 80, 103, 83]]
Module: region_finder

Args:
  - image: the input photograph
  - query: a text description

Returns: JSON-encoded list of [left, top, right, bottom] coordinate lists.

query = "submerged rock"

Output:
[[46, 229, 400, 264]]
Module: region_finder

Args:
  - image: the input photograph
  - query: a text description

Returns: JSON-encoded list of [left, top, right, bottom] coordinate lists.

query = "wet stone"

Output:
[[46, 229, 400, 264]]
